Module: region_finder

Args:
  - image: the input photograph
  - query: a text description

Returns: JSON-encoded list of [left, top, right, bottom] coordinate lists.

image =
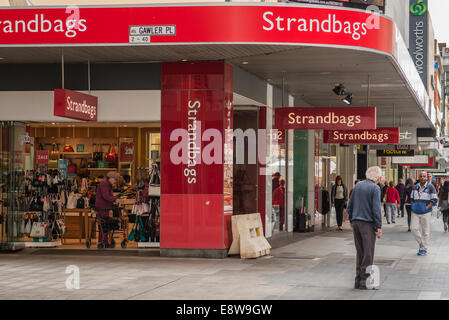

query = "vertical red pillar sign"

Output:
[[160, 62, 233, 257]]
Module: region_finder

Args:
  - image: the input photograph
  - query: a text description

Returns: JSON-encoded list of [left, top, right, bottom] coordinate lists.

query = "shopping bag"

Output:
[[30, 222, 48, 238]]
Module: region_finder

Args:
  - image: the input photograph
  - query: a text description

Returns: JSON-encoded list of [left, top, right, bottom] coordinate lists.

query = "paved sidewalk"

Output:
[[1, 214, 449, 300]]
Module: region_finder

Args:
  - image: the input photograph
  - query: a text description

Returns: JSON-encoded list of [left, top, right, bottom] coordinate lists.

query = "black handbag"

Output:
[[112, 206, 121, 218], [76, 197, 85, 209], [93, 144, 103, 161], [102, 217, 119, 232]]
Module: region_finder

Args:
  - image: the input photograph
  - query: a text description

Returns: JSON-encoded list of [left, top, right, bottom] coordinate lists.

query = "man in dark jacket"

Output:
[[396, 179, 406, 218], [347, 166, 383, 290]]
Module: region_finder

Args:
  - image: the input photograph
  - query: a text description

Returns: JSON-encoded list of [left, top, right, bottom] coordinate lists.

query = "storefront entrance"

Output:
[[0, 121, 161, 251]]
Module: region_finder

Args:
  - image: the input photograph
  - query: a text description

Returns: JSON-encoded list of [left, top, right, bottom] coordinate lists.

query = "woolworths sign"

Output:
[[409, 0, 428, 87]]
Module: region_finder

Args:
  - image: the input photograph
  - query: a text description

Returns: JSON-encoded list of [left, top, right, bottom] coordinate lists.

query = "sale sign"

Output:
[[275, 107, 376, 130], [323, 127, 399, 144], [36, 150, 49, 164], [54, 89, 98, 121], [120, 141, 135, 163]]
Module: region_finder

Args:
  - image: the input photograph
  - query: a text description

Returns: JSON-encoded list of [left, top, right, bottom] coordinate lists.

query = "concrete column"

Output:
[[307, 130, 315, 217], [265, 84, 273, 238], [287, 94, 294, 232]]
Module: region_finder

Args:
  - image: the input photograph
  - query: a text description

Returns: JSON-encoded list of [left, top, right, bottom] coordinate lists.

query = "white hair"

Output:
[[366, 166, 382, 182]]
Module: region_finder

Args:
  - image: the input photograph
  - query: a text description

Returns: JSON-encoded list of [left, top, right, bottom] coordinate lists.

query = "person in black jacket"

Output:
[[331, 176, 348, 231], [404, 178, 415, 232]]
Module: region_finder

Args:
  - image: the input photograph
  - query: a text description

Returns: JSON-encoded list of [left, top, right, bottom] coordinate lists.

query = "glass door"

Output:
[[1, 122, 27, 249]]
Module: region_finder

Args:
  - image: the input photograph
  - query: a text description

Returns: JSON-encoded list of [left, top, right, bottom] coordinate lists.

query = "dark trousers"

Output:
[[97, 209, 110, 245], [335, 199, 345, 227], [405, 205, 412, 230], [399, 199, 405, 217], [279, 206, 285, 231], [442, 210, 449, 225], [352, 220, 377, 284]]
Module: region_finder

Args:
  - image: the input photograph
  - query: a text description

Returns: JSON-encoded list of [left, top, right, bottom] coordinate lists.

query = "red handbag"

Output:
[[63, 145, 74, 153], [105, 144, 118, 163]]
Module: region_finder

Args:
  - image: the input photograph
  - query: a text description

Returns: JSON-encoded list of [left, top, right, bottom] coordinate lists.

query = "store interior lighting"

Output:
[[342, 94, 353, 105], [333, 84, 346, 96]]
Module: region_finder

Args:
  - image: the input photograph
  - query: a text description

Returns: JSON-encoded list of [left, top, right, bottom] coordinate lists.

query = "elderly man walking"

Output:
[[410, 171, 438, 256], [347, 166, 383, 290]]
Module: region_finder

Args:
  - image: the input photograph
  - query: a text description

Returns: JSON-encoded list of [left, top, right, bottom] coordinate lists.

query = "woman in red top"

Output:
[[273, 178, 286, 231], [385, 181, 400, 224]]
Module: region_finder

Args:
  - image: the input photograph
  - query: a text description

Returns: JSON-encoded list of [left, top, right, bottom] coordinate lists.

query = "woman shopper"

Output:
[[95, 171, 119, 248], [405, 178, 414, 232], [331, 176, 348, 231], [438, 181, 449, 232], [385, 181, 400, 224]]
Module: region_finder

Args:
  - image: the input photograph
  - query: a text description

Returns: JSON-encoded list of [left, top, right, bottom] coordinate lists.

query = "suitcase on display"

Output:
[[298, 213, 307, 233]]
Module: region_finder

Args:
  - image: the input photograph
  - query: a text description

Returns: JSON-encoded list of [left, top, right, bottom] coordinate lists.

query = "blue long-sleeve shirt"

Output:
[[347, 180, 382, 230]]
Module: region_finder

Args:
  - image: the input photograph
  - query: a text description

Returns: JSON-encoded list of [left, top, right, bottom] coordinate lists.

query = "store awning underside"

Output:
[[0, 44, 432, 129]]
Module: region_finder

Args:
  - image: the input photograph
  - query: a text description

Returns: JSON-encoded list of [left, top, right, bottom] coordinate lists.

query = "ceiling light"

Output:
[[333, 84, 346, 96], [242, 61, 249, 65], [181, 59, 188, 62], [342, 94, 353, 105]]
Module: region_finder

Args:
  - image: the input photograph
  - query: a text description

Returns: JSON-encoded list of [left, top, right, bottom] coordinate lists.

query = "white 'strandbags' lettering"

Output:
[[66, 96, 97, 120], [0, 14, 87, 38], [262, 12, 368, 40], [332, 131, 389, 143], [288, 112, 362, 128]]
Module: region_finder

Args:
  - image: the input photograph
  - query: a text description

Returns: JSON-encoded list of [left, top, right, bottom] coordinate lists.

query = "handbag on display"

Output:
[[24, 219, 32, 234], [55, 219, 66, 236], [63, 145, 74, 153], [67, 163, 77, 175], [148, 185, 160, 197], [97, 160, 107, 169], [66, 193, 78, 209], [50, 143, 59, 160], [80, 178, 88, 194], [93, 144, 103, 161], [148, 165, 161, 197], [43, 197, 51, 212], [79, 159, 88, 177], [105, 144, 118, 164], [30, 222, 50, 238], [76, 197, 85, 209]]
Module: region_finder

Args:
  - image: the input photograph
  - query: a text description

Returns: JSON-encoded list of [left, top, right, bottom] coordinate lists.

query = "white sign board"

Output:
[[392, 155, 429, 165]]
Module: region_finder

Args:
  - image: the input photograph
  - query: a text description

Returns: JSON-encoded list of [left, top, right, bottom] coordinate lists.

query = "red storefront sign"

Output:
[[161, 90, 224, 195], [275, 107, 376, 130], [323, 127, 399, 144], [36, 150, 49, 164], [161, 62, 233, 250], [54, 89, 98, 121], [0, 6, 393, 55]]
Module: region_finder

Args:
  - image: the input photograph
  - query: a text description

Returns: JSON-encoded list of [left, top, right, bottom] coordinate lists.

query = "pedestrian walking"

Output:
[[428, 173, 439, 195], [385, 181, 400, 224], [347, 166, 382, 290], [272, 178, 286, 231], [410, 171, 438, 256], [438, 181, 449, 232], [404, 178, 414, 232], [382, 182, 389, 218], [396, 179, 406, 218], [331, 176, 348, 231]]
